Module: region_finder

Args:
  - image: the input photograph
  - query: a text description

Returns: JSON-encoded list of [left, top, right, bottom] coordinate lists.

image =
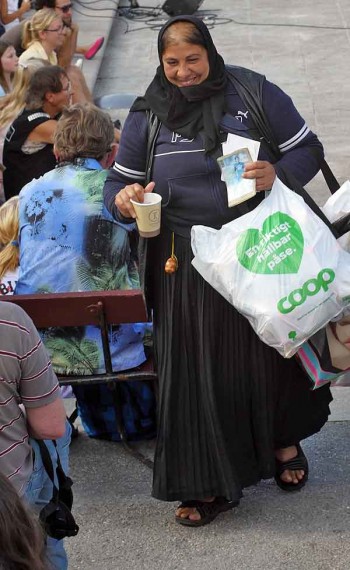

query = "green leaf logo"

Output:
[[236, 212, 304, 275]]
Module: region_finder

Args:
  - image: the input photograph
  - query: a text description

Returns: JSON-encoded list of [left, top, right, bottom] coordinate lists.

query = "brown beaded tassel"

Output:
[[164, 231, 178, 273]]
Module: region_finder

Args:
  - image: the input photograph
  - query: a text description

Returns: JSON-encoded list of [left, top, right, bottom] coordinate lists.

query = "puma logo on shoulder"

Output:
[[235, 110, 249, 122]]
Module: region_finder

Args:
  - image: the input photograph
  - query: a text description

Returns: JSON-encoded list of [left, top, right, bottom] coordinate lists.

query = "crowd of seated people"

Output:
[[1, 1, 104, 102], [1, 0, 104, 63], [0, 7, 154, 566], [0, 76, 155, 570], [0, 101, 156, 440], [0, 2, 101, 201]]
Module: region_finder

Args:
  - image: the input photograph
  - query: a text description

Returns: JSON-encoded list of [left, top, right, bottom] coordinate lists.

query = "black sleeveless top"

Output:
[[3, 108, 56, 200]]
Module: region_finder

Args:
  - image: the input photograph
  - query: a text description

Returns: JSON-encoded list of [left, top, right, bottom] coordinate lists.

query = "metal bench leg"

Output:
[[99, 303, 154, 469], [68, 405, 79, 425]]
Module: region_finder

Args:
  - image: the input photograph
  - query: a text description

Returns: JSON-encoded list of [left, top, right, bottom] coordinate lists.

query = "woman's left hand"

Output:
[[242, 160, 276, 191]]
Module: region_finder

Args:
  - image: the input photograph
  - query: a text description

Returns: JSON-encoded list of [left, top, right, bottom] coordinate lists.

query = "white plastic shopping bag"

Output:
[[191, 178, 350, 357], [321, 180, 350, 251]]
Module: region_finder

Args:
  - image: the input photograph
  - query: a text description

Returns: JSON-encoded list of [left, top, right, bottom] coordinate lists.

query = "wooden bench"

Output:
[[1, 290, 157, 468]]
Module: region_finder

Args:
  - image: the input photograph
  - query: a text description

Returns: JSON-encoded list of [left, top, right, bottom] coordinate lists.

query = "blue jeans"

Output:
[[24, 421, 72, 570]]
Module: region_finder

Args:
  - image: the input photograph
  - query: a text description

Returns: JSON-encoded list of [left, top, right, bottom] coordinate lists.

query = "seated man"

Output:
[[16, 102, 156, 441], [3, 65, 71, 199], [0, 301, 71, 570]]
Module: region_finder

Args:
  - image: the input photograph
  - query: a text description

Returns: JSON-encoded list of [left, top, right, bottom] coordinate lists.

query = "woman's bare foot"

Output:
[[175, 497, 215, 522], [275, 445, 305, 484]]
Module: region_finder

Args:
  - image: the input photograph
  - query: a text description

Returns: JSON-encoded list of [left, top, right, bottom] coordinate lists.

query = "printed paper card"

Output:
[[217, 147, 257, 207]]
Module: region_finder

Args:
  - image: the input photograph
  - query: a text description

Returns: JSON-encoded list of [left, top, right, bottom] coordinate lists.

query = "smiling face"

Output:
[[162, 41, 209, 88], [1, 46, 18, 75]]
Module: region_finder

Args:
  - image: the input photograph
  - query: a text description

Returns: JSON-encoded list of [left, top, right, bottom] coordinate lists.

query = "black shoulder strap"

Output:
[[226, 65, 281, 160], [138, 110, 161, 314], [276, 166, 341, 239], [36, 440, 59, 503], [320, 158, 341, 194], [225, 65, 340, 194], [36, 440, 74, 506], [145, 110, 161, 185]]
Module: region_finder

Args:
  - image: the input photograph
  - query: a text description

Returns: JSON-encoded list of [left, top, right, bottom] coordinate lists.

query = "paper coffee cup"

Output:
[[130, 193, 162, 238]]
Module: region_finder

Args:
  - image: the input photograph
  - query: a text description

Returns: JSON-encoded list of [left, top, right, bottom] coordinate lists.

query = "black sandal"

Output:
[[275, 443, 309, 492], [175, 496, 238, 527]]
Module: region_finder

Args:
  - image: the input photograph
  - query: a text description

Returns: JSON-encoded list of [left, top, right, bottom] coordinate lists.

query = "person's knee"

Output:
[[66, 65, 82, 81], [66, 66, 93, 103]]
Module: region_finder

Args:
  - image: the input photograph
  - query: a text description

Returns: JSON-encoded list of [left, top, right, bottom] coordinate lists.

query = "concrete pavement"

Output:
[[66, 1, 350, 568]]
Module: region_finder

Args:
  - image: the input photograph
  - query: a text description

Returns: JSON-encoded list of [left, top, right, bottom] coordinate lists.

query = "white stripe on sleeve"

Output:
[[278, 123, 310, 153], [113, 162, 145, 181]]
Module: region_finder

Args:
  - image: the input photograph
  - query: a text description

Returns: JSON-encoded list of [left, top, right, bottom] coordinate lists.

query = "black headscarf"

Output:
[[131, 16, 227, 154]]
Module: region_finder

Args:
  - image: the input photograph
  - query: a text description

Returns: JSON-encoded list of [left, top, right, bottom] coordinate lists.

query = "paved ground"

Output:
[[65, 1, 350, 568]]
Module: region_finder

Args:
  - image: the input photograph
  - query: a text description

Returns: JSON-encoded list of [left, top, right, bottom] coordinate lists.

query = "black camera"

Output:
[[40, 495, 79, 540], [36, 440, 79, 540], [39, 476, 79, 540]]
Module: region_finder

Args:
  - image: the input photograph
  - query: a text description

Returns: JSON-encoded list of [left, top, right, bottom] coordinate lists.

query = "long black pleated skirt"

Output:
[[149, 229, 332, 503]]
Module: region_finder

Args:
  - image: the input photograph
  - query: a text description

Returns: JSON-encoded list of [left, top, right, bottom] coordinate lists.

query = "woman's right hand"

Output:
[[115, 181, 155, 219]]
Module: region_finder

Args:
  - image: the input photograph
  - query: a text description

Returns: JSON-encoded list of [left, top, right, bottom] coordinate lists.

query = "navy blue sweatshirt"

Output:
[[104, 77, 323, 237]]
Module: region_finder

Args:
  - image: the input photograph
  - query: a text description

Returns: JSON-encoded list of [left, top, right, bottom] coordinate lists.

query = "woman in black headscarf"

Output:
[[104, 16, 332, 527]]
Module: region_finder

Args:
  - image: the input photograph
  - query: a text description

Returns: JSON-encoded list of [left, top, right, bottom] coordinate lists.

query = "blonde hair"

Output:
[[0, 196, 19, 279], [0, 59, 50, 128], [22, 8, 60, 50]]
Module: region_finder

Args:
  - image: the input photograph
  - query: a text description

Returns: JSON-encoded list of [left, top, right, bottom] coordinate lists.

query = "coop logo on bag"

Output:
[[236, 212, 304, 275], [277, 268, 335, 314]]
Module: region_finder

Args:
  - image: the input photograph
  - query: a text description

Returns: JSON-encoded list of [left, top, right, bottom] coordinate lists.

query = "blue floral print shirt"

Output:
[[16, 158, 149, 375]]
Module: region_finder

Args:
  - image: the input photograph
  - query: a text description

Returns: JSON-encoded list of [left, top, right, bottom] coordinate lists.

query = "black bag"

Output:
[[36, 440, 79, 540]]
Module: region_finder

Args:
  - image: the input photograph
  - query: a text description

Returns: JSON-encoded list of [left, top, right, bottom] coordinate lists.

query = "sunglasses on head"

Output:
[[57, 3, 73, 13]]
